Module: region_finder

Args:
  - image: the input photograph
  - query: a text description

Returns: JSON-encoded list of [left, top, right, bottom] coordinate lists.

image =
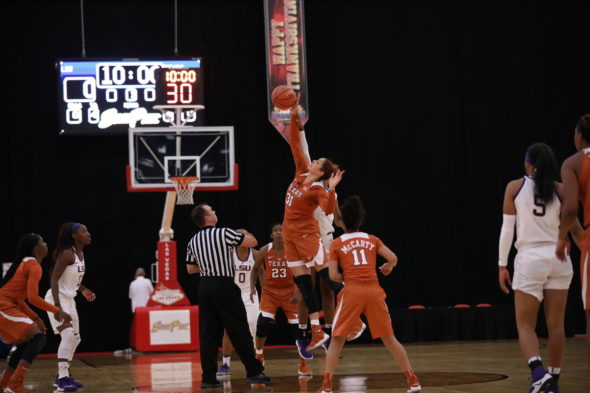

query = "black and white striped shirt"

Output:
[[186, 226, 245, 277]]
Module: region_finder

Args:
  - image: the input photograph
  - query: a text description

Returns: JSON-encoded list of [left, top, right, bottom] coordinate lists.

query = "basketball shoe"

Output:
[[346, 320, 367, 342], [296, 339, 314, 360], [529, 365, 553, 393], [216, 364, 231, 376], [306, 325, 330, 351], [405, 370, 421, 393]]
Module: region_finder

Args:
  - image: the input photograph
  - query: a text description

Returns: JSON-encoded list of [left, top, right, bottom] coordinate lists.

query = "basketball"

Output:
[[271, 85, 297, 110]]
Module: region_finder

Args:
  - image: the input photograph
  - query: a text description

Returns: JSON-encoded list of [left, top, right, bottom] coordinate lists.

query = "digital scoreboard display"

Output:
[[57, 58, 203, 135]]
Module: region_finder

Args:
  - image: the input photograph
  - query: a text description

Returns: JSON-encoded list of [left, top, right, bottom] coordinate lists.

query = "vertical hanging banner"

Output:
[[264, 0, 309, 142]]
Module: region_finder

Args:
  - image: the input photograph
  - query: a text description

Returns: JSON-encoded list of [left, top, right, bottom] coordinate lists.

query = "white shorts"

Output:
[[512, 245, 573, 302], [241, 291, 259, 341], [45, 290, 79, 335], [320, 232, 334, 254]]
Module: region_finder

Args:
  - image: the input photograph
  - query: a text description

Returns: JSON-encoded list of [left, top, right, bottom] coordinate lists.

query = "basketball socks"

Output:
[[298, 324, 309, 340], [528, 356, 543, 371], [57, 361, 69, 378], [548, 366, 560, 382], [222, 355, 231, 366]]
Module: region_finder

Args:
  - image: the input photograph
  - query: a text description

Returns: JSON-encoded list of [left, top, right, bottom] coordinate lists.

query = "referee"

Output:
[[186, 203, 271, 388]]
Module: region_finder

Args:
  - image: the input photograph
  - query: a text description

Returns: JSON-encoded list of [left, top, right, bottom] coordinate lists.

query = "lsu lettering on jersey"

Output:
[[263, 243, 293, 291], [59, 248, 86, 298], [513, 176, 560, 249], [329, 232, 384, 282], [233, 248, 254, 292]]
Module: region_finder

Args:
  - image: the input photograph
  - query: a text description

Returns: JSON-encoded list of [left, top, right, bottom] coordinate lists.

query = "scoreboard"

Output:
[[57, 58, 203, 135]]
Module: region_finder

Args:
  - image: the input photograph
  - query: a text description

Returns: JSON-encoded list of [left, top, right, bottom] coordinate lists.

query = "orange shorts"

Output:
[[260, 286, 298, 322], [283, 232, 326, 268], [0, 302, 35, 344], [581, 246, 590, 310], [332, 282, 394, 339]]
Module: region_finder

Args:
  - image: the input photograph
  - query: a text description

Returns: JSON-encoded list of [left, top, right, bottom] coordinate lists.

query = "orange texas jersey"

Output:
[[578, 148, 590, 231], [0, 258, 60, 318], [329, 232, 384, 283], [283, 112, 336, 235], [263, 243, 294, 290]]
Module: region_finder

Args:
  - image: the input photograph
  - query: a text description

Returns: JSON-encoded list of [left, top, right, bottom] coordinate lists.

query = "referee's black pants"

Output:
[[198, 277, 263, 383]]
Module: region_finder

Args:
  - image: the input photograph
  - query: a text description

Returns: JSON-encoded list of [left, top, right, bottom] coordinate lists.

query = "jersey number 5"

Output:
[[533, 195, 546, 217]]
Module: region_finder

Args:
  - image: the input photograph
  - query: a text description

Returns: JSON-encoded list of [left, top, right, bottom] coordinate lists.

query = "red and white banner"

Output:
[[264, 0, 309, 141]]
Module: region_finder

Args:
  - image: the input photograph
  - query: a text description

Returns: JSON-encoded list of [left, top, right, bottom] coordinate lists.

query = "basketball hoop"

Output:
[[170, 177, 199, 205]]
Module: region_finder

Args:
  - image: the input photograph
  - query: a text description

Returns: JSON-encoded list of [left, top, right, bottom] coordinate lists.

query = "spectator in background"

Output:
[[129, 268, 153, 312]]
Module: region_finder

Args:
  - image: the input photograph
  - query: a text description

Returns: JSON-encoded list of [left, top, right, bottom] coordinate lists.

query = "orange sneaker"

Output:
[[6, 365, 34, 393], [298, 358, 313, 377], [316, 373, 332, 393], [255, 353, 265, 366], [346, 319, 367, 342], [306, 325, 330, 351], [405, 370, 421, 393]]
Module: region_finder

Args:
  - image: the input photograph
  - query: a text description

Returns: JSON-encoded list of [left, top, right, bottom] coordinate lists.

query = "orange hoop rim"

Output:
[[170, 176, 200, 185]]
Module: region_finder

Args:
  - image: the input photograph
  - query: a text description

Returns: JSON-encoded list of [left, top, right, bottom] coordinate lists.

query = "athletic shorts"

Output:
[[320, 232, 334, 253], [332, 282, 393, 339], [0, 301, 35, 344], [512, 244, 573, 303], [283, 232, 326, 268], [45, 290, 80, 335], [241, 290, 259, 341], [580, 246, 590, 310], [259, 286, 298, 322]]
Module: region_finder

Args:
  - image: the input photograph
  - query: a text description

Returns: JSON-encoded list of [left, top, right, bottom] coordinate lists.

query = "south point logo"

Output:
[[151, 320, 190, 333]]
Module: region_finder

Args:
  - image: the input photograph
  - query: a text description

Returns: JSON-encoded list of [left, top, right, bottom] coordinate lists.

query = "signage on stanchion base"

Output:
[[147, 241, 190, 306]]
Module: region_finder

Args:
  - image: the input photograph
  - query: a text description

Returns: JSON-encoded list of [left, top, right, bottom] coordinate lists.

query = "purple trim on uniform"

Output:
[[512, 177, 527, 201]]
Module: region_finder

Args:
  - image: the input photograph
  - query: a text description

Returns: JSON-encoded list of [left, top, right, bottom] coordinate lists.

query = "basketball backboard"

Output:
[[127, 126, 237, 192]]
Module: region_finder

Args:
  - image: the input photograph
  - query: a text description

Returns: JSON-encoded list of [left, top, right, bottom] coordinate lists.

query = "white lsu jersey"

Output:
[[59, 247, 86, 298], [233, 248, 254, 292], [514, 176, 560, 250]]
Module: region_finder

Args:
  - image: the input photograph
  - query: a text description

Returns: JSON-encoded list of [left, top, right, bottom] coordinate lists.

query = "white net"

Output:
[[171, 177, 199, 205]]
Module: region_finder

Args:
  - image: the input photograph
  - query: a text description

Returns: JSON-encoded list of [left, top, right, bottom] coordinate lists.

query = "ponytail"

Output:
[[525, 143, 558, 205]]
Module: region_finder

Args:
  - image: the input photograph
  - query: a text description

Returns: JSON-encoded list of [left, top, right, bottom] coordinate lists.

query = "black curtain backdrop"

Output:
[[1, 0, 589, 352]]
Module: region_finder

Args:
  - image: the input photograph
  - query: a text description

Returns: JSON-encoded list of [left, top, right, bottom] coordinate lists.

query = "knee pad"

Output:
[[69, 331, 81, 360], [256, 315, 273, 338], [318, 268, 344, 295], [294, 274, 320, 314], [58, 327, 75, 360], [7, 344, 27, 369], [21, 334, 47, 364]]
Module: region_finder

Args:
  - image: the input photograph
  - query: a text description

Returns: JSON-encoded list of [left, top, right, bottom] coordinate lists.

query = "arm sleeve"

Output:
[[24, 262, 60, 314], [498, 214, 516, 267], [18, 300, 38, 320], [224, 228, 245, 247], [317, 189, 336, 215], [289, 112, 311, 175]]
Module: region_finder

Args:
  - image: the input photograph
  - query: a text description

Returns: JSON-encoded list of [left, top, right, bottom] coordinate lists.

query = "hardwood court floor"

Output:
[[10, 338, 590, 393]]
